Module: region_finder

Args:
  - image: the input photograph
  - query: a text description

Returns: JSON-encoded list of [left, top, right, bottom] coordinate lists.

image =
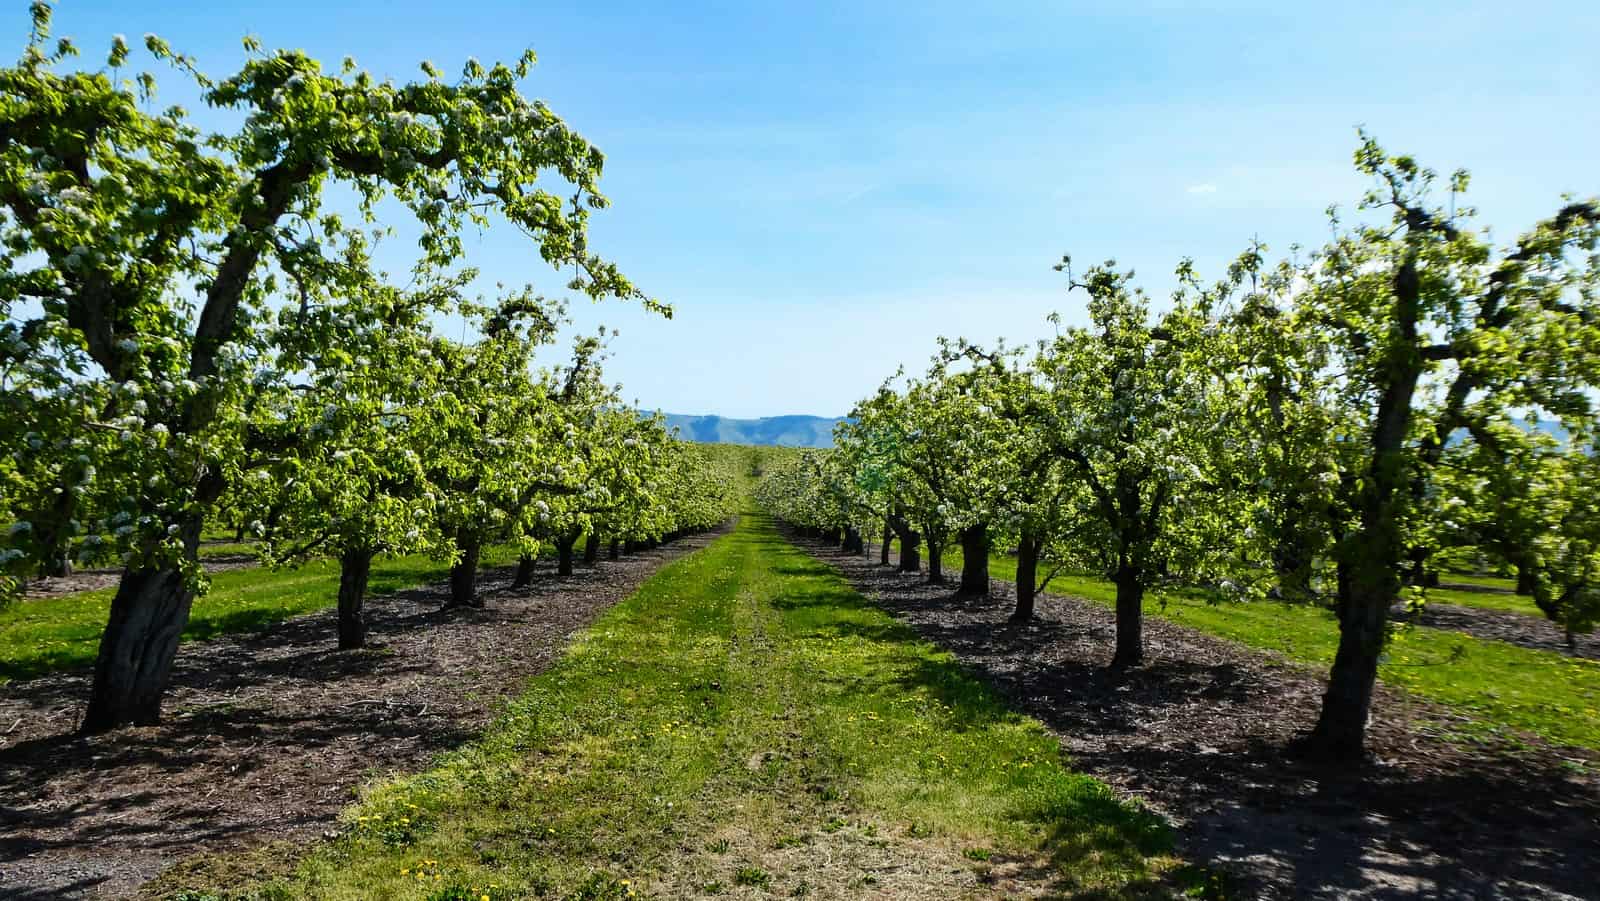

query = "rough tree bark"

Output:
[[337, 545, 375, 650], [958, 524, 989, 596], [81, 516, 206, 732], [879, 519, 892, 566], [584, 533, 601, 564]]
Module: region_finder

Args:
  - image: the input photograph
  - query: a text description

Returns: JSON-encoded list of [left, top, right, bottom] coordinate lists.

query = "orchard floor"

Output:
[[810, 538, 1600, 900], [1392, 601, 1600, 660], [0, 529, 725, 900]]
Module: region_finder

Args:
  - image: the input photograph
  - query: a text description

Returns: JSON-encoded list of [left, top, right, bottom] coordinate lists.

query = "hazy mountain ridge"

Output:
[[658, 413, 845, 448]]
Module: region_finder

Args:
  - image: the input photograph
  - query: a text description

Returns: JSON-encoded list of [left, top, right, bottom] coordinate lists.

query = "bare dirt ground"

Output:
[[20, 547, 258, 600], [807, 538, 1600, 900], [1394, 600, 1599, 660], [0, 528, 725, 900]]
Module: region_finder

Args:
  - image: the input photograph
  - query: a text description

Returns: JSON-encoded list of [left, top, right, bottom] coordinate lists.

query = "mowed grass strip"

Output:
[[0, 546, 521, 684], [887, 542, 1600, 753], [172, 514, 1181, 900]]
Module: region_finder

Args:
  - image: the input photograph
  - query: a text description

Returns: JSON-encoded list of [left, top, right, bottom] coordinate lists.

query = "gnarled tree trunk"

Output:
[[958, 524, 989, 596], [879, 519, 892, 566], [926, 538, 944, 584], [584, 533, 601, 564], [337, 545, 375, 650], [81, 518, 205, 733], [82, 563, 197, 732]]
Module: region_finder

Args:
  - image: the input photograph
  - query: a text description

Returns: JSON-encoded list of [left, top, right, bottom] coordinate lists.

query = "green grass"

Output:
[[0, 546, 520, 684], [1439, 572, 1517, 591], [1427, 582, 1544, 616], [198, 541, 261, 559], [170, 513, 1186, 900], [889, 540, 1600, 752]]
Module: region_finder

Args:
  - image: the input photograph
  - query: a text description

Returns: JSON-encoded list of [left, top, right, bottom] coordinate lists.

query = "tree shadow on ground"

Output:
[[0, 529, 728, 899], [796, 534, 1600, 900]]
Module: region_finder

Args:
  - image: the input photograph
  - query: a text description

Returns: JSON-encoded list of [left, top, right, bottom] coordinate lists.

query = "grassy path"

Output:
[[178, 514, 1189, 900], [880, 542, 1600, 752]]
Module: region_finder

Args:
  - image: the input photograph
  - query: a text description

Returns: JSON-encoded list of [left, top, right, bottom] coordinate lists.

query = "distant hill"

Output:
[[658, 414, 844, 448]]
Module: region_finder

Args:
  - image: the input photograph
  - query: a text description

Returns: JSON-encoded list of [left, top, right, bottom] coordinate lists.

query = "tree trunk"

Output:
[[1306, 550, 1390, 759], [584, 533, 601, 564], [337, 546, 374, 650], [958, 524, 990, 596], [889, 513, 921, 573], [879, 519, 892, 566], [1516, 562, 1537, 597], [513, 554, 535, 588], [1109, 560, 1145, 669], [842, 526, 864, 555], [609, 538, 621, 561], [1013, 531, 1040, 622], [82, 562, 198, 732], [82, 517, 206, 732], [899, 539, 920, 572], [926, 539, 943, 584], [448, 534, 482, 608], [557, 533, 577, 576]]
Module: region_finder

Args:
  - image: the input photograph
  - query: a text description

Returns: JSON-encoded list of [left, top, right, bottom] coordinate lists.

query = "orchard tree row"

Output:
[[758, 134, 1600, 763], [0, 5, 733, 732]]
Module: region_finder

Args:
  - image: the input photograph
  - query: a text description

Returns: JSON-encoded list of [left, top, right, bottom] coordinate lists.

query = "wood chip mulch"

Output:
[[802, 538, 1600, 900], [0, 527, 726, 900]]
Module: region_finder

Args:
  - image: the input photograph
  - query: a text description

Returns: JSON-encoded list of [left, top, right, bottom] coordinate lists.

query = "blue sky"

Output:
[[9, 1, 1599, 417]]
